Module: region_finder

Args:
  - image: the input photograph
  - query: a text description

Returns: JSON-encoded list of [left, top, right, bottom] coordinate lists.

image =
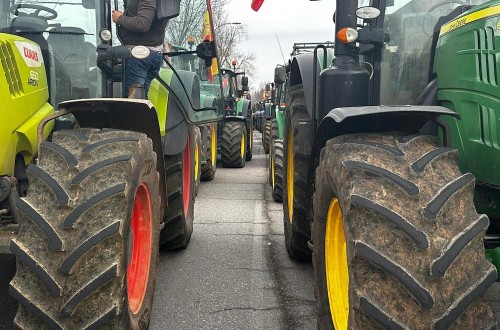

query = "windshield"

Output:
[[379, 0, 482, 105], [1, 0, 103, 105]]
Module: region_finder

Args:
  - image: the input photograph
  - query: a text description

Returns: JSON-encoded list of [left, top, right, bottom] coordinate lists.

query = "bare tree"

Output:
[[164, 0, 256, 76], [211, 0, 255, 76], [165, 0, 206, 47]]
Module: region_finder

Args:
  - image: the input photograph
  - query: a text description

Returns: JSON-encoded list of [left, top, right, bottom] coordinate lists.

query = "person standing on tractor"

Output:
[[112, 0, 169, 98]]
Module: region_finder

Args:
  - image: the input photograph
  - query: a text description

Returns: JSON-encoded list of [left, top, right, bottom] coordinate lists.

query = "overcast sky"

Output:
[[225, 0, 337, 87]]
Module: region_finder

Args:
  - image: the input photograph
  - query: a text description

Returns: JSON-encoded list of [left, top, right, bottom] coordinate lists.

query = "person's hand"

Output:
[[112, 10, 123, 23]]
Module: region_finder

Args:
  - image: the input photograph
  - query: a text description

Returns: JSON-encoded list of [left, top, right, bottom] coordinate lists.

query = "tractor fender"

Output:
[[241, 99, 251, 118], [169, 70, 201, 110], [224, 115, 246, 124], [306, 105, 460, 212], [58, 98, 167, 216], [162, 70, 200, 155], [163, 96, 189, 155], [289, 53, 316, 119]]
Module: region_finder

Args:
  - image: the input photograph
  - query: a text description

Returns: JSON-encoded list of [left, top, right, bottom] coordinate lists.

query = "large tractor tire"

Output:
[[283, 88, 312, 261], [200, 123, 217, 181], [263, 121, 271, 154], [193, 126, 202, 196], [161, 126, 195, 249], [10, 129, 160, 329], [313, 133, 497, 329], [271, 139, 284, 203], [221, 121, 246, 168]]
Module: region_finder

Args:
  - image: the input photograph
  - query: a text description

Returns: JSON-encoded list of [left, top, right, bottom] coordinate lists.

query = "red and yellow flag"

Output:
[[201, 0, 219, 82]]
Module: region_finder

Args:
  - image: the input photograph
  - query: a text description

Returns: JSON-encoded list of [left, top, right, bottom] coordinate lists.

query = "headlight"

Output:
[[131, 46, 151, 59], [99, 29, 112, 43]]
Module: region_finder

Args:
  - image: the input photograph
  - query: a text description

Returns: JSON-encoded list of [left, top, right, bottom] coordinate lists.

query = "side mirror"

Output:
[[82, 0, 95, 9], [274, 66, 286, 85], [157, 0, 181, 19], [196, 41, 217, 67], [241, 76, 249, 87]]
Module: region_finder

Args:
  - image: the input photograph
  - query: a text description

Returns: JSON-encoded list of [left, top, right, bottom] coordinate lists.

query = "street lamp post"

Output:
[[214, 22, 241, 32]]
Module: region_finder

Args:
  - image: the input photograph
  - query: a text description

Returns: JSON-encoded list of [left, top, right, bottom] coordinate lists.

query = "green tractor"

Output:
[[218, 66, 253, 168], [0, 0, 224, 328], [255, 0, 500, 328]]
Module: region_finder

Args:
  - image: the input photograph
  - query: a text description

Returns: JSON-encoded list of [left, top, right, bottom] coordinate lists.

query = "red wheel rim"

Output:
[[182, 135, 191, 216], [127, 183, 152, 315]]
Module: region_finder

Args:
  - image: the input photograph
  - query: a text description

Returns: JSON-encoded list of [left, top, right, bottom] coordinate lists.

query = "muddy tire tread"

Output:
[[221, 121, 246, 168], [272, 139, 284, 202], [312, 133, 496, 329], [10, 129, 160, 329]]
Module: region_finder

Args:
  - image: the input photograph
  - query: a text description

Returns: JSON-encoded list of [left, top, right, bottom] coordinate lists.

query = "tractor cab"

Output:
[[219, 66, 249, 116], [354, 0, 484, 105], [0, 0, 224, 125], [0, 0, 103, 106]]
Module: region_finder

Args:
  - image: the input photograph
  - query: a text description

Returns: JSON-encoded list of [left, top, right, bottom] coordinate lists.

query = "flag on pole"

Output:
[[201, 0, 219, 82]]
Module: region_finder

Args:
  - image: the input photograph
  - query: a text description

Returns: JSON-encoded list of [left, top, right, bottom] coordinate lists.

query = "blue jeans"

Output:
[[123, 50, 163, 98]]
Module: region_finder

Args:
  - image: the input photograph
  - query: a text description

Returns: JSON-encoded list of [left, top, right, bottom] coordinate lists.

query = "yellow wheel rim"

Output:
[[271, 148, 275, 188], [241, 132, 245, 159], [194, 141, 200, 181], [325, 198, 349, 330], [287, 128, 294, 222], [211, 124, 217, 167]]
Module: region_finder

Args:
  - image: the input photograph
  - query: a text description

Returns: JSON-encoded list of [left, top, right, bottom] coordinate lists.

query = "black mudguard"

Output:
[[289, 53, 316, 119], [306, 105, 460, 212], [162, 96, 188, 156], [241, 99, 251, 118], [160, 70, 200, 155]]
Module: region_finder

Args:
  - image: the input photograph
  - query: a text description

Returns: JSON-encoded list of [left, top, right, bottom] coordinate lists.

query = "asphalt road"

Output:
[[150, 131, 316, 329], [2, 130, 500, 329]]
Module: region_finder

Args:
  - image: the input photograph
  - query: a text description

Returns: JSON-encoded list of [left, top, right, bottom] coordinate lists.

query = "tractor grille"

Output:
[[0, 41, 23, 95], [474, 27, 498, 86]]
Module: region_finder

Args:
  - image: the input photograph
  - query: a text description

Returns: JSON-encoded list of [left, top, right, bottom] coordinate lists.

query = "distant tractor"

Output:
[[219, 66, 253, 168]]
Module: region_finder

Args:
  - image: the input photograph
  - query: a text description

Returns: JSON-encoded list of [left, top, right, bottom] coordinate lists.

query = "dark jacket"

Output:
[[117, 0, 168, 46]]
